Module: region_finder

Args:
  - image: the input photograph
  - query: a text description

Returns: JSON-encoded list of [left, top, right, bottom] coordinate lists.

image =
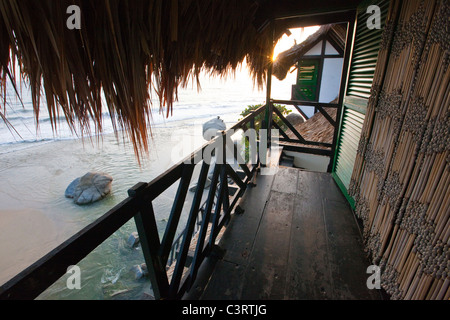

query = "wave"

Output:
[[1, 74, 266, 151]]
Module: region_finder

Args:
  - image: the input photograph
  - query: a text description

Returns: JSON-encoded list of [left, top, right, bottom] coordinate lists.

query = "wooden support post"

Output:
[[133, 193, 169, 300], [264, 22, 275, 162]]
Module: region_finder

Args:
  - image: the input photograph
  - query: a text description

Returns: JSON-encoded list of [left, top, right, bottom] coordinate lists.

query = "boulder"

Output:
[[65, 172, 113, 205], [130, 263, 148, 280], [202, 116, 226, 141], [127, 232, 140, 248], [64, 177, 81, 198], [286, 113, 305, 127]]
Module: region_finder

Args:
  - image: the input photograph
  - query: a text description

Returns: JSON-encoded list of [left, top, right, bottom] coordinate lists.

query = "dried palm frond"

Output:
[[0, 0, 275, 161]]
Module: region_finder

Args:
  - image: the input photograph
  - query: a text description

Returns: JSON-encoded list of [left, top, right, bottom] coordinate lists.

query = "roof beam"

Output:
[[254, 0, 359, 32]]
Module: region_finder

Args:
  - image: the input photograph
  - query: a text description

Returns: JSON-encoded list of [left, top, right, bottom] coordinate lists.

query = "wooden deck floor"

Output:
[[191, 167, 382, 300]]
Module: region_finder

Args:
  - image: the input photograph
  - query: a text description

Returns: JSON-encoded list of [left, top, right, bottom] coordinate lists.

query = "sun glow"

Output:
[[272, 26, 321, 61]]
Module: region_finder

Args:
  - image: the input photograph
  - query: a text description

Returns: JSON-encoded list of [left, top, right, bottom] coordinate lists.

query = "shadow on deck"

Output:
[[184, 167, 383, 300]]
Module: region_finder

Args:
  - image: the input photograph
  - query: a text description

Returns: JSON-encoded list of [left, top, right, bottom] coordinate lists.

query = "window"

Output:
[[292, 59, 320, 101]]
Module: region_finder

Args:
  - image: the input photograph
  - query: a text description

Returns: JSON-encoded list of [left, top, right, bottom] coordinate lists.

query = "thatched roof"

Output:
[[292, 107, 336, 145], [285, 97, 339, 149], [273, 23, 346, 80], [0, 1, 357, 159], [0, 0, 276, 158]]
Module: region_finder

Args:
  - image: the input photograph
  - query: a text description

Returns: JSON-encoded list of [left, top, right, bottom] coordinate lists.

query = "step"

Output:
[[280, 153, 295, 167]]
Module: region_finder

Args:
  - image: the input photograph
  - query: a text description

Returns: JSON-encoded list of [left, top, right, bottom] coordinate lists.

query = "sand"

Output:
[[0, 209, 59, 286]]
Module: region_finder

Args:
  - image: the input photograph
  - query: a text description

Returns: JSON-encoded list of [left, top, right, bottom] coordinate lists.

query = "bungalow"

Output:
[[0, 0, 447, 301]]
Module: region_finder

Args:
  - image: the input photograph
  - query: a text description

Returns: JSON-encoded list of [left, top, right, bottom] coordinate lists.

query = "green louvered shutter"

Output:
[[347, 0, 390, 99], [293, 59, 320, 101], [334, 108, 365, 199], [333, 0, 389, 208]]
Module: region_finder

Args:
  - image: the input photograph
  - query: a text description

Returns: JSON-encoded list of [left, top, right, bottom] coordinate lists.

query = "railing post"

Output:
[[249, 111, 255, 131], [128, 183, 169, 300]]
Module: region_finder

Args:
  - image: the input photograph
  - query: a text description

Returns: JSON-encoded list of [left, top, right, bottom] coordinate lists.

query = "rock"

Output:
[[65, 172, 113, 205], [65, 177, 81, 198], [202, 116, 226, 141], [130, 263, 148, 280], [140, 263, 148, 275], [286, 113, 305, 127], [127, 232, 140, 248]]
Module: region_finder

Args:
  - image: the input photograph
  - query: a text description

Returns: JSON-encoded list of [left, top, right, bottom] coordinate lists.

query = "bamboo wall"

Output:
[[348, 0, 449, 299]]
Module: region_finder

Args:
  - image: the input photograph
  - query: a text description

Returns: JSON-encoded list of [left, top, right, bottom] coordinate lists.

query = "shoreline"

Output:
[[0, 111, 241, 290]]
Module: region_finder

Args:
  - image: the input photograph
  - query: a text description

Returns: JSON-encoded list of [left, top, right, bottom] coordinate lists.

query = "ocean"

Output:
[[0, 65, 298, 299]]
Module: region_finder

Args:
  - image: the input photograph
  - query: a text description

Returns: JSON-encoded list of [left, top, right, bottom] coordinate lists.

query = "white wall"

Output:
[[319, 58, 343, 103], [284, 151, 330, 172], [304, 41, 323, 56]]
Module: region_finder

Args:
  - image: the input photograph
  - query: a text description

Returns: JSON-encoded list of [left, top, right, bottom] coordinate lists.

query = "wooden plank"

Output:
[[316, 105, 337, 127], [218, 173, 275, 267], [209, 166, 227, 247], [201, 260, 246, 300], [272, 120, 290, 140], [200, 169, 381, 300], [286, 171, 334, 299], [317, 171, 349, 204], [271, 167, 298, 194], [240, 190, 295, 299], [322, 198, 380, 299], [225, 164, 246, 190], [279, 137, 333, 148], [229, 105, 266, 131], [143, 163, 185, 201]]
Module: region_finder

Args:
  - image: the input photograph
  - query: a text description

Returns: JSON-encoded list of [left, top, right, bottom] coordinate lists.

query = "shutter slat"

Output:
[[335, 108, 366, 188], [347, 0, 389, 100]]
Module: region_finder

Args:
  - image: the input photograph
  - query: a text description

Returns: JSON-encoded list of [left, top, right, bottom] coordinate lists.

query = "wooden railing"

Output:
[[0, 106, 266, 300], [269, 99, 340, 159]]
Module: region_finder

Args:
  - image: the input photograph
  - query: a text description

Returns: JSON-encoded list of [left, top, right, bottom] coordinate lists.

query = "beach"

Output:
[[0, 111, 245, 299]]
